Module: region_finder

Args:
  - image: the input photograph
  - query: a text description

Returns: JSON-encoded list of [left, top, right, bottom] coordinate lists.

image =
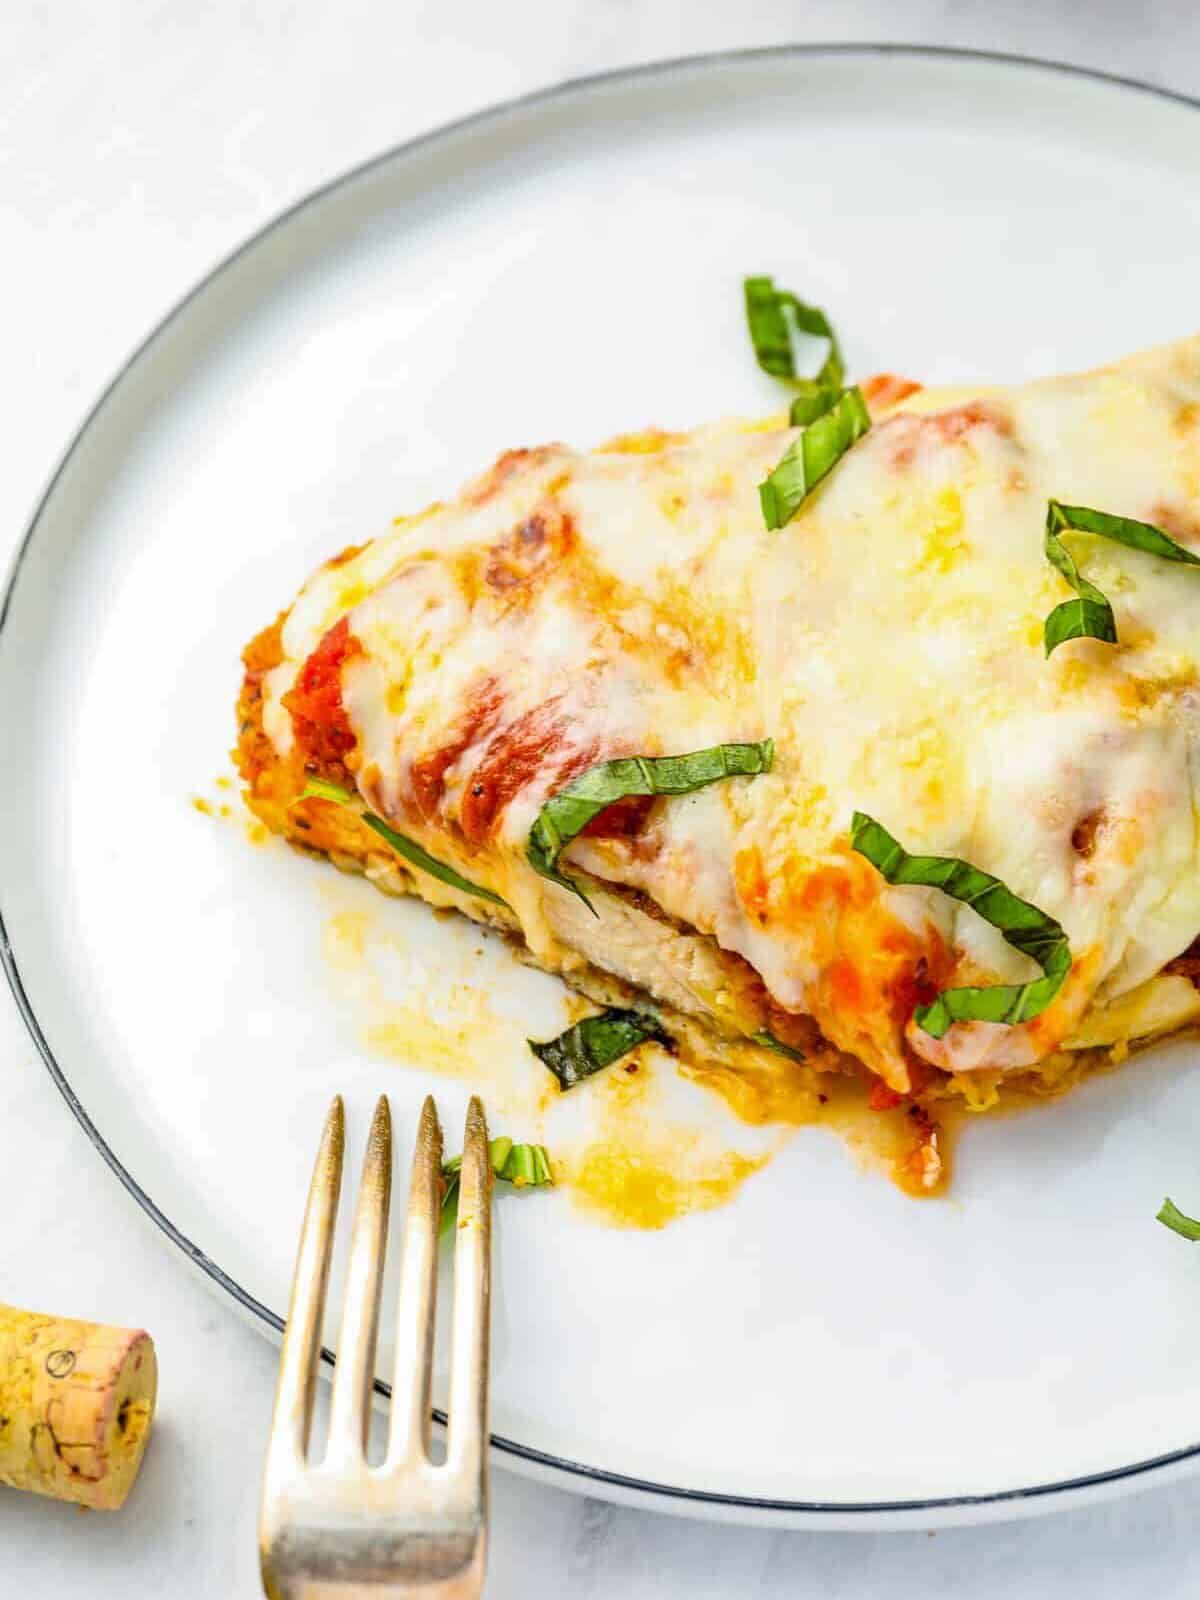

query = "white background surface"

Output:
[[5, 2, 1200, 1594]]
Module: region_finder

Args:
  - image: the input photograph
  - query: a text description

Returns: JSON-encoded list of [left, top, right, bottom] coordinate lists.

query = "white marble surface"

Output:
[[5, 2, 1200, 1593]]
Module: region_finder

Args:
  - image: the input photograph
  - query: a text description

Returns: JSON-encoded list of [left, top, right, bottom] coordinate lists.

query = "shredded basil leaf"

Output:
[[440, 1137, 553, 1234], [751, 1029, 806, 1062], [759, 387, 871, 530], [742, 277, 855, 446], [298, 778, 509, 908], [744, 276, 796, 379], [743, 276, 845, 398], [1157, 1197, 1200, 1241], [1043, 500, 1200, 656], [788, 386, 842, 428], [530, 1008, 672, 1091], [527, 741, 774, 910], [301, 775, 359, 805], [850, 812, 1072, 1039]]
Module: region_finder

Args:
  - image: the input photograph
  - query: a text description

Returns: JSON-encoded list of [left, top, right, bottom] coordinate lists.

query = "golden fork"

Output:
[[259, 1094, 491, 1599]]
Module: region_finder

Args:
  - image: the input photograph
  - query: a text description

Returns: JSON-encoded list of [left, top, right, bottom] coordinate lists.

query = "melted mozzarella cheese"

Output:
[[263, 338, 1200, 1090]]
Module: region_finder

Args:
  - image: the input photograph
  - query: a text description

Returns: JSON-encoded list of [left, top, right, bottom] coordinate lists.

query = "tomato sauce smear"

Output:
[[408, 679, 504, 826], [580, 794, 655, 840], [860, 373, 923, 412], [461, 704, 591, 845], [883, 400, 1012, 470], [458, 702, 654, 849], [284, 616, 363, 776]]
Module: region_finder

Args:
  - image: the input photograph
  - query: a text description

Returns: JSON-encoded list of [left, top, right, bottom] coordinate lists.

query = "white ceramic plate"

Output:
[[6, 47, 1200, 1530]]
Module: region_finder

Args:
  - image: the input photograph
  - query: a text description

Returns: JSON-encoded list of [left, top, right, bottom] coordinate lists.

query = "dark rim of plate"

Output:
[[3, 44, 1199, 1519]]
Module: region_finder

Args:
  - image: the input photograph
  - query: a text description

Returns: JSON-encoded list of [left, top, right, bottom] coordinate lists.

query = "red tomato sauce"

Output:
[[860, 373, 923, 411], [285, 616, 362, 771], [460, 704, 591, 844], [883, 401, 1011, 469], [408, 679, 503, 825], [580, 794, 655, 840]]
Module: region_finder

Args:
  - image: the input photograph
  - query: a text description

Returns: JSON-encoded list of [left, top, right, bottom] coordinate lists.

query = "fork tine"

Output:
[[264, 1095, 345, 1476], [385, 1095, 442, 1469], [326, 1095, 392, 1465], [445, 1096, 492, 1489]]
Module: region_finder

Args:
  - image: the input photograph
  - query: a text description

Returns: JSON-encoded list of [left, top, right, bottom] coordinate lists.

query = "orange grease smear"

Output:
[[733, 844, 949, 1094], [564, 1139, 766, 1229]]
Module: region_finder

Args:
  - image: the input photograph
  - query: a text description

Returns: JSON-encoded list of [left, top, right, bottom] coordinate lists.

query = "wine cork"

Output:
[[0, 1303, 157, 1510]]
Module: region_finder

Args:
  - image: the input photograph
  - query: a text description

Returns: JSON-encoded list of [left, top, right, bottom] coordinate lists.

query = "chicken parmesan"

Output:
[[236, 331, 1200, 1184]]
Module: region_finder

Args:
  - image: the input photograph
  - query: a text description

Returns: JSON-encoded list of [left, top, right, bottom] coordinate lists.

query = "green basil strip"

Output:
[[299, 778, 509, 908], [751, 1029, 806, 1063], [1157, 1197, 1200, 1241], [744, 276, 796, 379], [301, 775, 359, 804], [1043, 500, 1200, 656], [440, 1137, 553, 1234], [530, 1007, 672, 1091], [743, 276, 845, 396], [788, 386, 842, 428], [759, 388, 871, 530], [527, 741, 774, 910], [850, 812, 1072, 1039]]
